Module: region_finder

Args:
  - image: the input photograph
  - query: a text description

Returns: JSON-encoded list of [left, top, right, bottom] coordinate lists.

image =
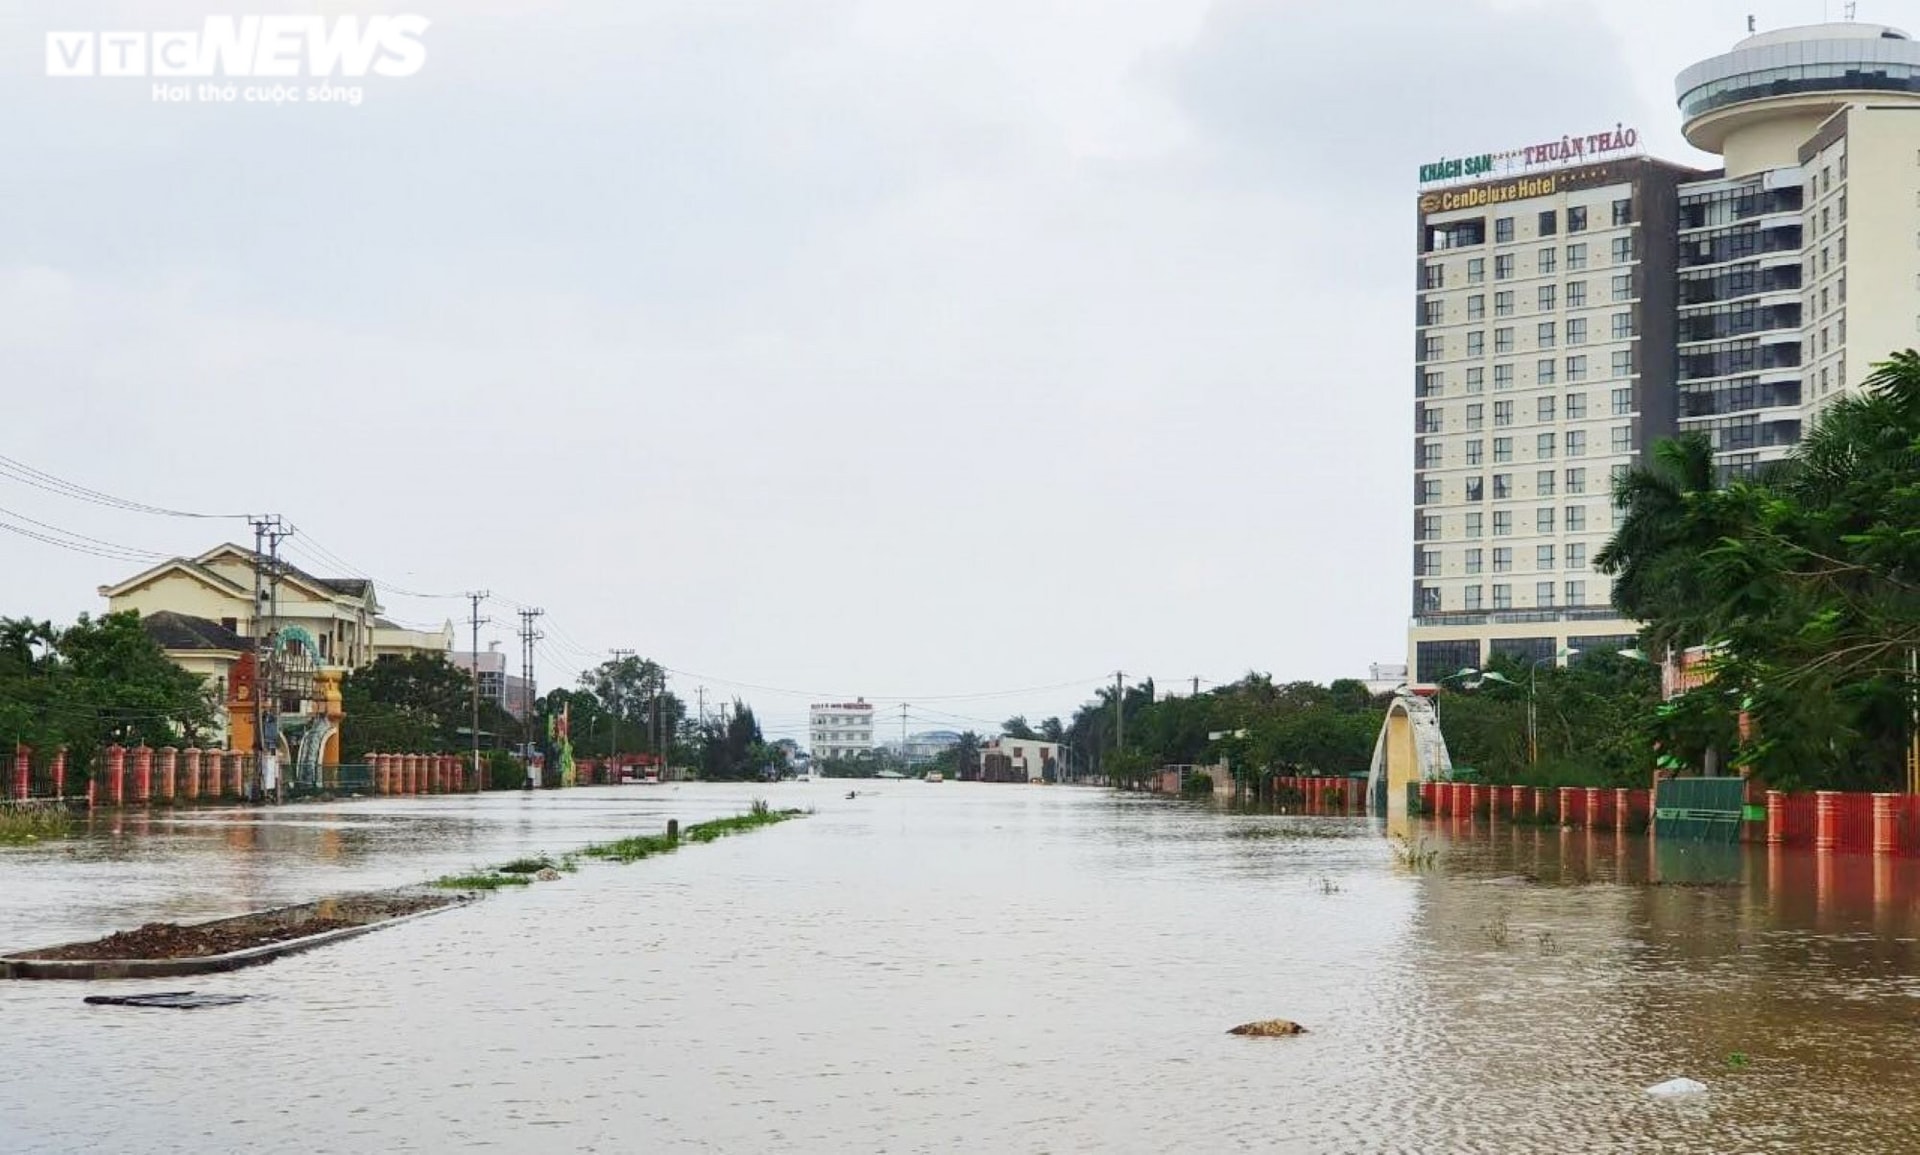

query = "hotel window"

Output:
[[1466, 439, 1484, 465], [1565, 467, 1586, 495], [1611, 462, 1629, 487], [1611, 198, 1632, 226], [1840, 192, 1847, 221], [1537, 321, 1556, 349], [1422, 335, 1444, 361], [1611, 387, 1631, 415], [1567, 429, 1587, 456], [1537, 545, 1555, 570], [1538, 210, 1557, 236], [1494, 436, 1513, 463], [1566, 317, 1587, 345], [1537, 507, 1555, 534], [1537, 432, 1556, 460], [1567, 205, 1587, 233], [1494, 546, 1513, 572], [1493, 476, 1513, 501], [1495, 254, 1515, 280], [1466, 367, 1485, 393], [1565, 392, 1586, 419], [1468, 257, 1486, 283], [1495, 327, 1514, 354], [1538, 284, 1556, 311], [1611, 425, 1631, 453], [1494, 364, 1514, 390], [1418, 549, 1441, 577], [1494, 400, 1513, 426], [1419, 442, 1444, 468], [1467, 295, 1485, 321], [1418, 371, 1443, 397], [1565, 580, 1586, 606], [1496, 217, 1514, 243], [1610, 312, 1634, 339], [1566, 355, 1588, 382], [1567, 543, 1587, 570], [1536, 582, 1556, 608], [1465, 585, 1484, 611], [1611, 274, 1632, 302], [1422, 300, 1445, 325], [1566, 505, 1587, 532], [1419, 407, 1443, 433], [1420, 513, 1442, 540], [1537, 358, 1556, 386], [1466, 403, 1484, 430], [1466, 547, 1484, 573], [1494, 291, 1514, 317], [1493, 584, 1512, 609], [1536, 469, 1556, 497], [1610, 349, 1632, 377], [1565, 281, 1586, 308], [1465, 514, 1483, 539], [1538, 247, 1557, 275], [1466, 476, 1485, 501], [1611, 237, 1632, 263], [1467, 331, 1485, 356], [1537, 396, 1556, 421], [1566, 243, 1587, 270]]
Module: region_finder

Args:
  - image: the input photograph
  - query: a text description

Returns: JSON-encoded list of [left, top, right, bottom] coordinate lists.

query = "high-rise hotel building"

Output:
[[1408, 22, 1920, 684]]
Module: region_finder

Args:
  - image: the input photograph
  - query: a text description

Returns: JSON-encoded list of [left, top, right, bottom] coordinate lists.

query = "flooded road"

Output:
[[5, 783, 1920, 1152]]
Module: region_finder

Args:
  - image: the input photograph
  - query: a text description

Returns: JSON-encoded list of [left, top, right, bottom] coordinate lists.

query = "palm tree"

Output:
[[1595, 432, 1719, 649]]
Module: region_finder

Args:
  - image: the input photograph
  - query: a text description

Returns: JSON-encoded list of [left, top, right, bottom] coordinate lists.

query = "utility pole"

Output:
[[517, 608, 544, 789], [1192, 675, 1201, 698], [609, 648, 634, 775], [468, 591, 489, 792], [1114, 671, 1126, 753], [900, 703, 909, 770], [655, 669, 668, 773], [248, 515, 289, 804]]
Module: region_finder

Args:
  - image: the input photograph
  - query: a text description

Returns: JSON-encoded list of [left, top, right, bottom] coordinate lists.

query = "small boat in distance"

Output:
[[924, 771, 944, 783]]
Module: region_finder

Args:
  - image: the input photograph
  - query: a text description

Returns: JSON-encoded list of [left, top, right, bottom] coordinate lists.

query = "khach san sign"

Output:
[[1418, 124, 1640, 186]]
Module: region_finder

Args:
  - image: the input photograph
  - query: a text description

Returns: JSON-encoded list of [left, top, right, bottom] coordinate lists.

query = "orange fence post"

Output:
[[51, 748, 66, 799], [1815, 790, 1839, 852], [1873, 793, 1899, 856], [157, 747, 177, 802], [11, 743, 28, 800], [106, 745, 127, 805]]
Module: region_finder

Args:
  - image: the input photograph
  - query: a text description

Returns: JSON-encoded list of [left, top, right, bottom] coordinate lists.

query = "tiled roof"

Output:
[[140, 610, 250, 653]]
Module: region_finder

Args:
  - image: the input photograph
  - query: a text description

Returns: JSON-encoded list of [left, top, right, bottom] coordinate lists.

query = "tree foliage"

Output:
[[1598, 348, 1920, 789], [0, 612, 218, 774]]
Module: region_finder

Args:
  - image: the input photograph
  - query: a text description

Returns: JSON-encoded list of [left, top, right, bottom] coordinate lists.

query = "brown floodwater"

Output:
[[4, 783, 1920, 1153]]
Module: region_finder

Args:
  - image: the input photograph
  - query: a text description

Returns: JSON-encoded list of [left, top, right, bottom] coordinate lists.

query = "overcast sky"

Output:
[[0, 0, 1902, 741]]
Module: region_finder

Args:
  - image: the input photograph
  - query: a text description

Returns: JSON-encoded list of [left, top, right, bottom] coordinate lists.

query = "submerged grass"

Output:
[[0, 802, 72, 844], [432, 872, 534, 890], [580, 801, 805, 863]]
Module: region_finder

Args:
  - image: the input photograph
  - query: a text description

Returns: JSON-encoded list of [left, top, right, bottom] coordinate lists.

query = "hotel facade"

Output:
[[1408, 22, 1920, 684]]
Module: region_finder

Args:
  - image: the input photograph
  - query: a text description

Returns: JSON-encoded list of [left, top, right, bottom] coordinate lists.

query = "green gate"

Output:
[[1653, 777, 1746, 843]]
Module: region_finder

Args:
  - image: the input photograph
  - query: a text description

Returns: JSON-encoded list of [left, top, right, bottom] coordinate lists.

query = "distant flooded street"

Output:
[[6, 783, 1920, 1152]]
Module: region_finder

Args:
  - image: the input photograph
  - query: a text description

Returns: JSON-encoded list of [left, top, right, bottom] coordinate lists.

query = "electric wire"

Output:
[[0, 452, 250, 519]]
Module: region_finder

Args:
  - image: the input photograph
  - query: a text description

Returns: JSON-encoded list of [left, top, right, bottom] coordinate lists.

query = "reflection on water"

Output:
[[4, 785, 1920, 1152]]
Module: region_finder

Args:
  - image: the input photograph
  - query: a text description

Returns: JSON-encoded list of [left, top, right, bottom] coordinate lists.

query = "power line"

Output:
[[0, 452, 251, 519]]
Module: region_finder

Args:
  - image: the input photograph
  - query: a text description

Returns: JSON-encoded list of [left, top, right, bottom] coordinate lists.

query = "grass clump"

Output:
[[580, 802, 804, 862], [0, 802, 72, 844], [1390, 833, 1439, 869], [495, 856, 557, 874], [433, 872, 533, 890]]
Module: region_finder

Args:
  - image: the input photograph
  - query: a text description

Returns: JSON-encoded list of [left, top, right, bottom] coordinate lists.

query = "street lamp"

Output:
[[1447, 651, 1575, 766]]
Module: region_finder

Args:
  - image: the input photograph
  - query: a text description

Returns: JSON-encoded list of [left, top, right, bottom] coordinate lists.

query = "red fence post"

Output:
[[158, 747, 178, 803], [51, 747, 66, 799], [12, 743, 29, 800], [1583, 787, 1602, 830], [106, 745, 127, 805], [132, 746, 153, 804], [1815, 790, 1839, 852], [1767, 790, 1785, 845], [1873, 793, 1899, 856]]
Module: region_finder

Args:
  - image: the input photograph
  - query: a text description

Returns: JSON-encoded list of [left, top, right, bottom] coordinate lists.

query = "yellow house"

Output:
[[100, 544, 384, 770]]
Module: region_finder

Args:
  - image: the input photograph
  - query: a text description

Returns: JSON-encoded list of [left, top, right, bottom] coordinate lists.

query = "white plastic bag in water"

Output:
[[1646, 1077, 1708, 1098]]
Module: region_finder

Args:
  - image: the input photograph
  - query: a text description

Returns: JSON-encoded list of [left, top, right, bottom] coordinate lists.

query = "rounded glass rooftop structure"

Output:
[[1677, 23, 1920, 152]]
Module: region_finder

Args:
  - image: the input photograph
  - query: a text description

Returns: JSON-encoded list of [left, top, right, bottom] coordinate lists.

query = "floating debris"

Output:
[[83, 991, 250, 1010], [1645, 1077, 1708, 1098], [1228, 1019, 1307, 1037]]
